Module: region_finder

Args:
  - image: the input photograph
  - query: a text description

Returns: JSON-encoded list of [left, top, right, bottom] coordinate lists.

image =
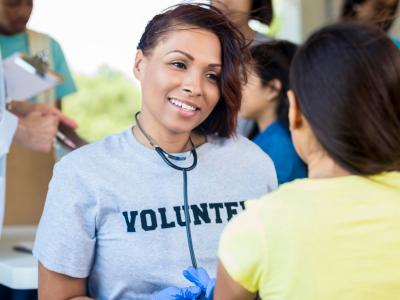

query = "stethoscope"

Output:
[[134, 112, 199, 269]]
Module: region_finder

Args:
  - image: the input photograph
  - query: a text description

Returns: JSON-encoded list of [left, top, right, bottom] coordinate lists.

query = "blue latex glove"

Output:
[[183, 267, 216, 300], [153, 286, 202, 300]]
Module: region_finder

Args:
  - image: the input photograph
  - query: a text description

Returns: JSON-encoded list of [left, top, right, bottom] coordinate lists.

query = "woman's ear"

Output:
[[133, 50, 145, 80], [265, 79, 282, 102], [287, 90, 303, 130]]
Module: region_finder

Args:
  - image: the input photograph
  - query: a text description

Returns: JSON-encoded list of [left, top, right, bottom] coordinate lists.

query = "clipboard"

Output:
[[3, 52, 63, 100]]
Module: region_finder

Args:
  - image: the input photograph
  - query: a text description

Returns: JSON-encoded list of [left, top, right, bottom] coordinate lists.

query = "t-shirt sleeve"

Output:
[[218, 207, 267, 293], [33, 159, 97, 278], [50, 38, 77, 99], [0, 110, 18, 157]]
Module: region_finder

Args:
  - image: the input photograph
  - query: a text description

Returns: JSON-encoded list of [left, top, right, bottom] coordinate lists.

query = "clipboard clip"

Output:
[[21, 51, 49, 77]]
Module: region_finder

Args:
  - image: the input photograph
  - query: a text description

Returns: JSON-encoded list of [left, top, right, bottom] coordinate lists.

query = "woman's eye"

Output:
[[171, 61, 186, 69], [206, 73, 219, 82]]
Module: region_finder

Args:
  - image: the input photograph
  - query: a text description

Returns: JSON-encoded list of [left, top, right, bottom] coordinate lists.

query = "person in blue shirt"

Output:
[[211, 0, 275, 137], [240, 41, 307, 184], [341, 0, 400, 48]]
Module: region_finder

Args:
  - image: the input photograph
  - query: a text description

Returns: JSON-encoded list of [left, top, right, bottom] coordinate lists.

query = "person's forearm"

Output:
[[13, 112, 58, 153], [7, 100, 36, 117], [39, 262, 89, 300]]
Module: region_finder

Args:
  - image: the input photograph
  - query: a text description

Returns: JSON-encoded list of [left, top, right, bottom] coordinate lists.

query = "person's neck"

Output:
[[0, 27, 25, 36], [255, 106, 277, 132], [306, 150, 351, 179], [133, 112, 200, 153]]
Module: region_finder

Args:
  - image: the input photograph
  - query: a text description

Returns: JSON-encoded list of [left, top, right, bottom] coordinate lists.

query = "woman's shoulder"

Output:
[[58, 129, 131, 168], [210, 134, 274, 162], [208, 133, 263, 151], [206, 134, 278, 185]]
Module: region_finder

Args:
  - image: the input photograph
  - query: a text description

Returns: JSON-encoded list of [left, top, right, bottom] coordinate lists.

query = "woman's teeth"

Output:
[[169, 98, 196, 111]]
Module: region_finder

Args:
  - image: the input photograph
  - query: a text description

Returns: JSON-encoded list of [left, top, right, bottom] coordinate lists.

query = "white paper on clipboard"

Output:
[[3, 52, 63, 100]]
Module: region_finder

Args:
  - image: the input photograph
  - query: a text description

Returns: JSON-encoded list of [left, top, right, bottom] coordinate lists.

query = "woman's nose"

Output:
[[182, 72, 202, 96]]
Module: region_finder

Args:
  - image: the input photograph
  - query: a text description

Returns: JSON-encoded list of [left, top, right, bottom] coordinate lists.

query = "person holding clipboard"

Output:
[[0, 0, 82, 156], [0, 0, 86, 225], [33, 3, 277, 299], [0, 46, 77, 234]]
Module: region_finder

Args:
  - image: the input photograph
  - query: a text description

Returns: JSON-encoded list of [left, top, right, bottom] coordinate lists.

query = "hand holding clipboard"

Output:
[[3, 52, 63, 100]]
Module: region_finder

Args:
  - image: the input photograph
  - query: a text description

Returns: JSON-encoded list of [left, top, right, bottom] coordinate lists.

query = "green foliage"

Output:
[[63, 65, 141, 142]]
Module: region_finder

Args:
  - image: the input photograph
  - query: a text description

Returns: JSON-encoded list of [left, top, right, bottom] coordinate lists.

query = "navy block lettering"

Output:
[[140, 209, 157, 231], [191, 203, 211, 225], [225, 202, 239, 221], [173, 206, 187, 226], [122, 211, 138, 232], [209, 203, 224, 223], [158, 208, 176, 229]]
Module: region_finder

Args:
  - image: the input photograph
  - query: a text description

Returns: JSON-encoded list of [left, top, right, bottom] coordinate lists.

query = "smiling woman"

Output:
[[32, 3, 278, 300], [134, 27, 222, 139]]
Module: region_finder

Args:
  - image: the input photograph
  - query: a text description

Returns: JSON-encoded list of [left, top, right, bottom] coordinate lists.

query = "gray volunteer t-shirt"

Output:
[[33, 129, 277, 300]]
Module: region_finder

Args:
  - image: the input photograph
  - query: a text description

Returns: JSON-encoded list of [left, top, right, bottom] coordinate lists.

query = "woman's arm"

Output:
[[38, 262, 93, 300], [214, 261, 255, 300]]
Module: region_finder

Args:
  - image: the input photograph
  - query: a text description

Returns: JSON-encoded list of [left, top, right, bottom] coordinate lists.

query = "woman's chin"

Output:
[[162, 116, 203, 135], [164, 123, 198, 135]]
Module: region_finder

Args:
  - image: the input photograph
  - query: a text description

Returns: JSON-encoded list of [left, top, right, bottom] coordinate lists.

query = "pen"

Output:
[[56, 131, 77, 149], [13, 245, 33, 254]]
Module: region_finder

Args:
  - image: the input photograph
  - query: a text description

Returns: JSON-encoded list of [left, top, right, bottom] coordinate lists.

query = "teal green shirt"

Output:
[[392, 37, 400, 48], [0, 31, 76, 101]]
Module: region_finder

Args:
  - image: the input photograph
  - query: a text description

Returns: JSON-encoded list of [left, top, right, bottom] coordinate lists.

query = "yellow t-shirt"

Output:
[[218, 172, 400, 300]]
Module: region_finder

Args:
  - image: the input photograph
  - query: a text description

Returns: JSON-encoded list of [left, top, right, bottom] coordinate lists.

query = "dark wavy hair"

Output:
[[251, 0, 274, 25], [290, 22, 400, 175], [250, 40, 298, 129], [341, 0, 399, 32], [137, 3, 248, 137]]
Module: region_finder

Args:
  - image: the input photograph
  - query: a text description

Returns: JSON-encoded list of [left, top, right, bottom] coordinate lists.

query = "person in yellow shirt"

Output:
[[215, 22, 400, 300]]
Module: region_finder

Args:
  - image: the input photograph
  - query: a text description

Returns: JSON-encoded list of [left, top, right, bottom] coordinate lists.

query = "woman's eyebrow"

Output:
[[166, 50, 194, 60], [166, 50, 221, 67]]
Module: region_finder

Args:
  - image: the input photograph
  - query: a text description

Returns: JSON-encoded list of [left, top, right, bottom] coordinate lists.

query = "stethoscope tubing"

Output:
[[182, 169, 198, 269], [156, 147, 198, 268], [135, 112, 199, 269]]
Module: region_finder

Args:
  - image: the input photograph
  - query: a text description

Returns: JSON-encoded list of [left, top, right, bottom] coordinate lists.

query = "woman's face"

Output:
[[240, 71, 274, 120], [355, 0, 397, 22], [134, 27, 221, 135], [211, 0, 252, 25]]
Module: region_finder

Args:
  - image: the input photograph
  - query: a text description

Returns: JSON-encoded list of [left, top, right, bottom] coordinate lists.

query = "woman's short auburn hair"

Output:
[[137, 3, 248, 137]]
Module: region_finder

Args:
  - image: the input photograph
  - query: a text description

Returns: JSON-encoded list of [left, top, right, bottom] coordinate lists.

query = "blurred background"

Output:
[[28, 0, 400, 142]]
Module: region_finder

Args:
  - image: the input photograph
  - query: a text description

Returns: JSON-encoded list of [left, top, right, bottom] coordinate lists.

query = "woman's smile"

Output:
[[168, 97, 200, 118]]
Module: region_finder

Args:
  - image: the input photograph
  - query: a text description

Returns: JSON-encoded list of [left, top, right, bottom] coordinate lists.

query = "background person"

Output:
[[0, 0, 84, 225], [239, 41, 306, 184], [33, 4, 277, 300], [0, 47, 77, 234], [211, 0, 274, 44], [211, 0, 275, 137], [214, 22, 400, 300], [341, 0, 400, 47], [0, 0, 78, 146]]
